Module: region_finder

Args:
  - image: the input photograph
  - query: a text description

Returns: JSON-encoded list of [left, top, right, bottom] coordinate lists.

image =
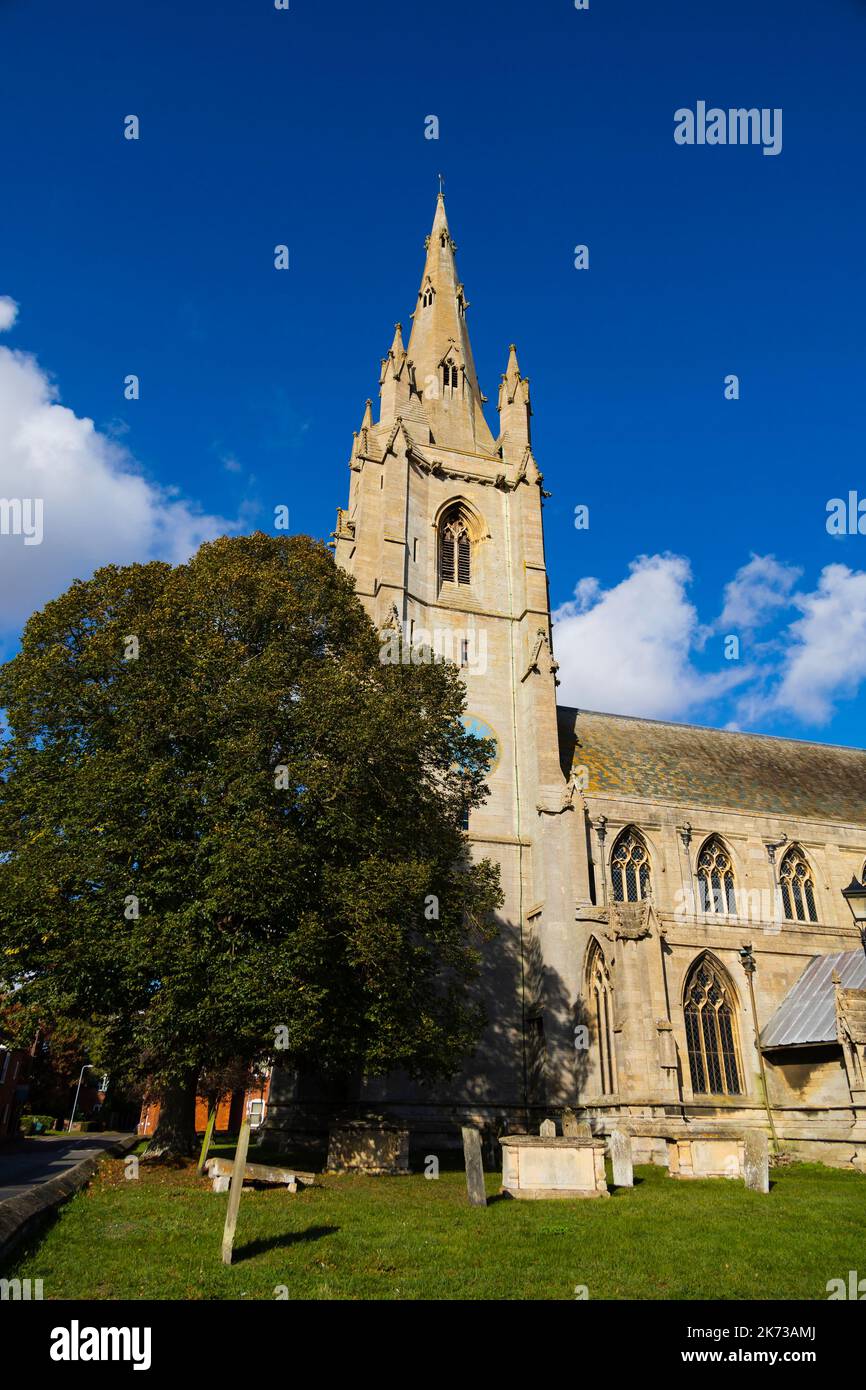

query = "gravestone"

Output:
[[539, 1118, 557, 1137], [575, 1121, 592, 1138], [461, 1126, 487, 1207], [743, 1130, 769, 1193], [610, 1129, 633, 1188], [327, 1122, 409, 1174]]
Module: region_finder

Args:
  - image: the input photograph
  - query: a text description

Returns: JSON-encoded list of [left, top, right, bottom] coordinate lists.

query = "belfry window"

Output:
[[697, 836, 737, 914], [439, 508, 472, 587], [779, 846, 818, 923], [684, 957, 742, 1096], [443, 360, 459, 391], [610, 828, 651, 902]]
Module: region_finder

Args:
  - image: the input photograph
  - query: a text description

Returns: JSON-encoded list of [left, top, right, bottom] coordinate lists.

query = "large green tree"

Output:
[[0, 534, 501, 1154]]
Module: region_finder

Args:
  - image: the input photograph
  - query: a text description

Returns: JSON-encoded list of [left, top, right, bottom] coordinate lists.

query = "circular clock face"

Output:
[[461, 713, 501, 775]]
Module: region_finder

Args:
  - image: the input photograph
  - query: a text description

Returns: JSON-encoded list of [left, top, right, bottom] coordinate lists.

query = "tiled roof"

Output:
[[556, 706, 866, 823], [760, 951, 866, 1048]]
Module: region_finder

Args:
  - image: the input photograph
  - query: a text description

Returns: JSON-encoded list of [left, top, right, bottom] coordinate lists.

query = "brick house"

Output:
[[138, 1069, 271, 1138]]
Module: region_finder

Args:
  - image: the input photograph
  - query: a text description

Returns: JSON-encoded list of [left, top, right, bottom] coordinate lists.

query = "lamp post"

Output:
[[66, 1064, 95, 1133], [841, 876, 866, 961]]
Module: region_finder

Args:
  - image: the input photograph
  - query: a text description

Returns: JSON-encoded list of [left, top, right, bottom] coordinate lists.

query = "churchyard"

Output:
[[4, 1141, 865, 1301]]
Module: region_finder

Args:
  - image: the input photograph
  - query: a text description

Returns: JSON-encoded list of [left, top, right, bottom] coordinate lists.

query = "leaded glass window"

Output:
[[779, 847, 818, 923], [684, 958, 742, 1096], [610, 828, 651, 903], [697, 836, 737, 914]]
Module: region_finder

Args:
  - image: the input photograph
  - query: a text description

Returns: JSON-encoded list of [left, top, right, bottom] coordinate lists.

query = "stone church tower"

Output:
[[267, 193, 866, 1168], [330, 192, 579, 1125]]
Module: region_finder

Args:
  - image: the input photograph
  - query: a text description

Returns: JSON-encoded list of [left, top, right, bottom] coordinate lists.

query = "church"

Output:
[[270, 193, 866, 1169]]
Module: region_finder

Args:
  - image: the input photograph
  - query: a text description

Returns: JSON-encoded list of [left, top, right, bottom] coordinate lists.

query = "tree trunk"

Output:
[[143, 1069, 199, 1160]]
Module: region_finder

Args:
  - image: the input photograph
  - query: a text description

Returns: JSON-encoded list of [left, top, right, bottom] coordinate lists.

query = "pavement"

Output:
[[0, 1132, 136, 1203]]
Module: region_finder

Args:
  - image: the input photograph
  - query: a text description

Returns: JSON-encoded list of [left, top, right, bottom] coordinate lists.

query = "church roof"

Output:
[[557, 706, 866, 824], [760, 951, 866, 1049]]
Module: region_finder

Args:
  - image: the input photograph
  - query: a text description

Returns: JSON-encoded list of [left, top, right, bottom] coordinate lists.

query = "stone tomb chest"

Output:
[[500, 1134, 609, 1199], [327, 1122, 410, 1175], [666, 1133, 744, 1180]]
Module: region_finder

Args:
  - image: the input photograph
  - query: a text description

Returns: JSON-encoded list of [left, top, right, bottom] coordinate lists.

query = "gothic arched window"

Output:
[[610, 828, 651, 903], [697, 836, 737, 914], [684, 956, 743, 1096], [439, 507, 472, 587], [422, 283, 435, 308], [779, 846, 818, 923], [443, 360, 459, 391], [587, 940, 617, 1095]]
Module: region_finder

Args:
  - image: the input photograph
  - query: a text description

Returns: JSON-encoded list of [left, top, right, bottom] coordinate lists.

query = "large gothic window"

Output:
[[779, 846, 818, 923], [439, 507, 472, 587], [684, 957, 743, 1096], [587, 941, 617, 1096], [697, 836, 737, 914], [610, 828, 651, 902]]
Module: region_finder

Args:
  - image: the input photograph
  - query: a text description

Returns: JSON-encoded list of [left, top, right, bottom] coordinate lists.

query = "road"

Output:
[[0, 1133, 134, 1203]]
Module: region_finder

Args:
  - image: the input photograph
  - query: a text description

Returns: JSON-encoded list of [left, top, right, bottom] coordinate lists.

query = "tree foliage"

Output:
[[0, 534, 501, 1149]]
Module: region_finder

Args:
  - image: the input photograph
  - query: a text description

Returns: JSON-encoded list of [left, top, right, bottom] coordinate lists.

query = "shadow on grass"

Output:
[[610, 1175, 645, 1195], [0, 1207, 60, 1277], [232, 1223, 339, 1264]]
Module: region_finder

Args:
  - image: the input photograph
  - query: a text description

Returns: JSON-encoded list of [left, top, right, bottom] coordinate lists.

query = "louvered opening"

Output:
[[440, 536, 455, 584], [439, 509, 472, 589]]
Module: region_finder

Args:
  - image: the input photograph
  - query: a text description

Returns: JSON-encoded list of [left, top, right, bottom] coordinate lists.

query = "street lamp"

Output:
[[66, 1063, 96, 1133], [841, 876, 866, 960]]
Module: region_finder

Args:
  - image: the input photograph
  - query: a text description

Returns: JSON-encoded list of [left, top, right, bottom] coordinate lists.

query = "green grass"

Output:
[[4, 1154, 866, 1300]]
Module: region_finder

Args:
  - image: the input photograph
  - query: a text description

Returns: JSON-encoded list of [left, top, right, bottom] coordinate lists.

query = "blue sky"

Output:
[[1, 0, 865, 743]]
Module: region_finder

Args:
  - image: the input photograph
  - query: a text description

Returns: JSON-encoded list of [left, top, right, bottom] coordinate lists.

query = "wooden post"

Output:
[[221, 1119, 252, 1266], [197, 1104, 217, 1177]]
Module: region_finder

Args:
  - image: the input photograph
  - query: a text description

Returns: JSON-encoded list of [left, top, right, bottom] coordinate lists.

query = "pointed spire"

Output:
[[360, 398, 373, 430], [379, 322, 411, 420], [404, 193, 495, 453], [497, 342, 532, 462], [388, 321, 406, 366]]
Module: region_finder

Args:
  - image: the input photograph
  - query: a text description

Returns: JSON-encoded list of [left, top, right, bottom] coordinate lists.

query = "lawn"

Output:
[[4, 1148, 866, 1300]]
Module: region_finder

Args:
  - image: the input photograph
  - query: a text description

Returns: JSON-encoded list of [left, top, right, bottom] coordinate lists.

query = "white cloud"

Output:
[[770, 564, 866, 724], [553, 553, 746, 719], [554, 548, 866, 733], [0, 334, 237, 636], [0, 296, 19, 332], [717, 553, 800, 634]]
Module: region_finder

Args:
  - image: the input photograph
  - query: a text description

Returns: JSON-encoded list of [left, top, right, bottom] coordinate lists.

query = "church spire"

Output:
[[497, 342, 532, 462], [378, 321, 411, 420], [404, 192, 495, 454]]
